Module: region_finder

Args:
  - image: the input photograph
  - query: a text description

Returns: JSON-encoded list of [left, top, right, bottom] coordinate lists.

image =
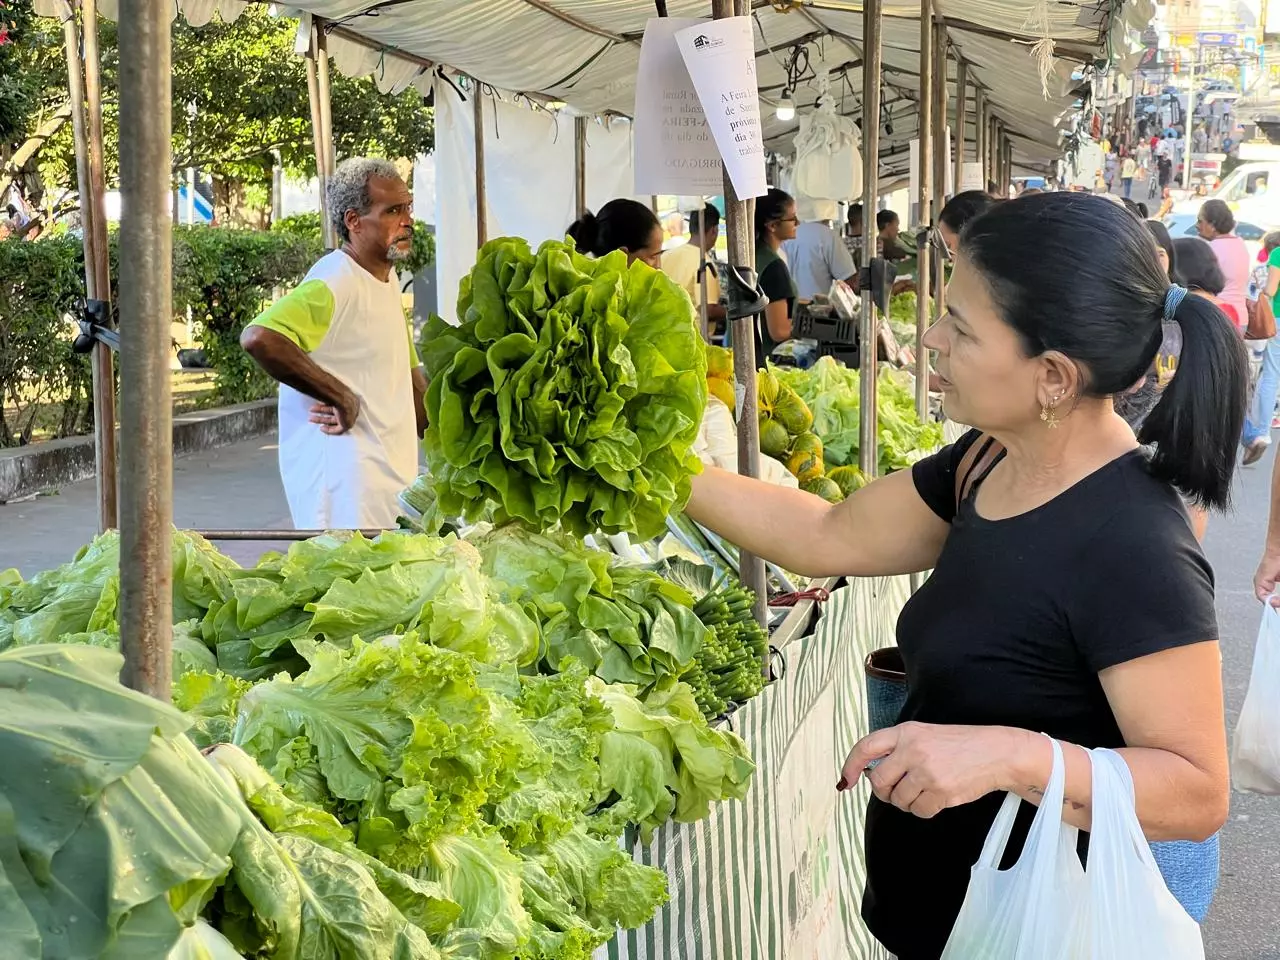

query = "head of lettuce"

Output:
[[421, 237, 707, 540]]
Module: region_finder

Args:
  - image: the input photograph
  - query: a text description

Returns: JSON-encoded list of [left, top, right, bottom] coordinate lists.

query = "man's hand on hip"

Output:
[[309, 389, 361, 435]]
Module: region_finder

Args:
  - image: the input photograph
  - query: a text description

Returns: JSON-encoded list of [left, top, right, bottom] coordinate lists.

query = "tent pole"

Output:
[[974, 86, 986, 189], [474, 86, 488, 249], [61, 1, 117, 532], [316, 26, 337, 247], [82, 0, 117, 532], [117, 0, 174, 700], [914, 0, 933, 423], [573, 115, 587, 216], [713, 0, 766, 628], [858, 0, 882, 478], [305, 29, 331, 247], [953, 57, 967, 195], [931, 21, 948, 211], [930, 20, 948, 322]]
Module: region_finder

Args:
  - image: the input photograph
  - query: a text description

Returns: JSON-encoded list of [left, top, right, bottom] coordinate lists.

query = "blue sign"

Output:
[[1199, 32, 1239, 47]]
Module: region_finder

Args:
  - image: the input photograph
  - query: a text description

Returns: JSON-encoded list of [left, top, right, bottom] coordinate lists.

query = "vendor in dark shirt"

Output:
[[753, 188, 798, 367], [681, 193, 1247, 959], [877, 209, 912, 262]]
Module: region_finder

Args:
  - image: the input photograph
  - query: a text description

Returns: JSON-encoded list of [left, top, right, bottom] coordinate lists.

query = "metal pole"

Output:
[[713, 0, 766, 627], [474, 86, 488, 249], [931, 21, 949, 210], [117, 0, 173, 699], [953, 58, 967, 195], [859, 0, 883, 479], [974, 86, 987, 188], [573, 115, 587, 217], [305, 34, 331, 248], [61, 2, 117, 533], [316, 27, 337, 245], [915, 0, 933, 423]]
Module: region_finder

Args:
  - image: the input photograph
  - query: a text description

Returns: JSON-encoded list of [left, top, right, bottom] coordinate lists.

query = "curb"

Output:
[[0, 399, 277, 503]]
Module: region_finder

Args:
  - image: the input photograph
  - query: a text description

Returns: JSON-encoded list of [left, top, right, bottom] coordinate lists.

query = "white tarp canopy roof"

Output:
[[37, 0, 1150, 175]]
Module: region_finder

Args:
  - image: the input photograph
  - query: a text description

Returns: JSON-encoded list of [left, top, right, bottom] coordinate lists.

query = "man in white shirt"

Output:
[[783, 203, 857, 302], [241, 157, 427, 529], [660, 204, 726, 331]]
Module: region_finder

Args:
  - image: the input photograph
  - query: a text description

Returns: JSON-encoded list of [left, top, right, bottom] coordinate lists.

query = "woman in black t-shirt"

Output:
[[753, 188, 798, 366], [683, 193, 1248, 959]]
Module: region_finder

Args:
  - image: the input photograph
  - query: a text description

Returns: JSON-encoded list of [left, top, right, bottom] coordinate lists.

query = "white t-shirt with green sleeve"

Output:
[[250, 249, 418, 529]]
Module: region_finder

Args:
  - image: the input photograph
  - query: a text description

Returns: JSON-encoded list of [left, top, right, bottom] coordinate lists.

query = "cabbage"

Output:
[[422, 237, 707, 540]]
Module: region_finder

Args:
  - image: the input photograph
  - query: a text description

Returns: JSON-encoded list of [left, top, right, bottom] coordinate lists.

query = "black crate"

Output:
[[793, 311, 856, 345], [817, 341, 859, 366]]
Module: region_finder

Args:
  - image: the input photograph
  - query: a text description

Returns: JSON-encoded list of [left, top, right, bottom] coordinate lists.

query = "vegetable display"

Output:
[[775, 358, 943, 476], [2, 525, 766, 959], [420, 237, 708, 541]]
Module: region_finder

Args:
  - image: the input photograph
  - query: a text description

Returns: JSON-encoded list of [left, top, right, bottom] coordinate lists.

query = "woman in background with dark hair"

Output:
[[1174, 236, 1229, 310], [681, 192, 1246, 959], [1198, 198, 1251, 332], [1145, 220, 1179, 282], [937, 190, 997, 257], [566, 198, 663, 268], [753, 187, 798, 366]]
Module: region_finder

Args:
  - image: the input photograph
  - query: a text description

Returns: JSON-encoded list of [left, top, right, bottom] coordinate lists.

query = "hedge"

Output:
[[0, 220, 433, 447]]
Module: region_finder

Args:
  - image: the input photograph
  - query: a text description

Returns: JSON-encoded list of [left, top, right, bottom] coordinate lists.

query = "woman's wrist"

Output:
[[997, 726, 1053, 795]]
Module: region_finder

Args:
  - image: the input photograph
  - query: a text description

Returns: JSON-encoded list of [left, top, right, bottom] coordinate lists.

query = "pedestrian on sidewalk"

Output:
[[1198, 199, 1252, 334], [240, 157, 427, 530], [1121, 152, 1138, 199], [1242, 232, 1280, 466]]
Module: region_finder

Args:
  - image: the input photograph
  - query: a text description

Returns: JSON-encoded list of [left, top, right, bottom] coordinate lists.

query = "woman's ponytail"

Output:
[[1138, 292, 1249, 509], [566, 211, 600, 254]]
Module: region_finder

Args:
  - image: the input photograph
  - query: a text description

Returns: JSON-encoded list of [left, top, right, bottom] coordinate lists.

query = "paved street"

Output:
[[0, 434, 1278, 953]]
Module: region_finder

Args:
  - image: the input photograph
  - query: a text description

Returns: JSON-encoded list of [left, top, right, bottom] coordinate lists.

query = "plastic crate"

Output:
[[793, 311, 856, 345], [817, 341, 859, 366]]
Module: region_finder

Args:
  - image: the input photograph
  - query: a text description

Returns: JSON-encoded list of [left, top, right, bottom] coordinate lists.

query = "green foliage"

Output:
[[171, 225, 321, 404], [0, 234, 94, 446], [0, 225, 318, 441], [5, 5, 433, 221]]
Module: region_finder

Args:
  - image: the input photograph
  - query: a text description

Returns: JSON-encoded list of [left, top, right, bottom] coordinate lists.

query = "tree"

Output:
[[1, 2, 433, 224]]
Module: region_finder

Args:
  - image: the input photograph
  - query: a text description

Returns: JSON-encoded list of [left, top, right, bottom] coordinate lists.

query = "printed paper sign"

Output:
[[632, 17, 725, 195], [961, 161, 985, 192], [675, 17, 768, 199]]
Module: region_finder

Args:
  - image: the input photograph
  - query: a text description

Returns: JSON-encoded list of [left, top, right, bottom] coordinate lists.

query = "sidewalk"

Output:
[[0, 437, 291, 574]]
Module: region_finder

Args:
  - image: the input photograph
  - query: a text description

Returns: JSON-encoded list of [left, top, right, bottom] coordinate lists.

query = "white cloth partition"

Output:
[[433, 80, 636, 324]]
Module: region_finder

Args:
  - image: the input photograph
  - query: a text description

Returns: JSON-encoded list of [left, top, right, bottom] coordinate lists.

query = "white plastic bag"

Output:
[[1061, 749, 1204, 959], [1232, 605, 1280, 794], [940, 737, 1085, 960]]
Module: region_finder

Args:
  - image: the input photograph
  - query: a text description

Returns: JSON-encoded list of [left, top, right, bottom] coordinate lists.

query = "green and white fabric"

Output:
[[250, 249, 418, 529], [600, 577, 910, 960]]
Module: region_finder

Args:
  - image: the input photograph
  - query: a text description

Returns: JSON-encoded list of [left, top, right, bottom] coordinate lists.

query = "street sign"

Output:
[[1198, 32, 1239, 46]]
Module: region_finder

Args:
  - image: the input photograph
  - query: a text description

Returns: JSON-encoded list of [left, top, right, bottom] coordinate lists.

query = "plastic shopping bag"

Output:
[[1231, 605, 1280, 794], [940, 737, 1085, 960], [1061, 749, 1204, 959]]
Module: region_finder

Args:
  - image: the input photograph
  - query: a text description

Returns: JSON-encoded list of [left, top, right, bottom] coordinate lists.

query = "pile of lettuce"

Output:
[[473, 524, 706, 694], [420, 238, 707, 541], [775, 358, 942, 475], [0, 643, 445, 960]]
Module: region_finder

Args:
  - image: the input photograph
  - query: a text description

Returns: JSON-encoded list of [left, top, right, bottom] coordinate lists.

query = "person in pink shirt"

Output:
[[1197, 199, 1251, 333]]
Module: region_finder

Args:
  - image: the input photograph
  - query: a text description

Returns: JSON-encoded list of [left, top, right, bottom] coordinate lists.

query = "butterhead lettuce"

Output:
[[422, 238, 707, 540]]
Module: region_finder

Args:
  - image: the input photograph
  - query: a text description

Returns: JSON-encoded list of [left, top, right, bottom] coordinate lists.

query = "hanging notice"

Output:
[[961, 161, 985, 192], [675, 17, 768, 199], [633, 18, 724, 195]]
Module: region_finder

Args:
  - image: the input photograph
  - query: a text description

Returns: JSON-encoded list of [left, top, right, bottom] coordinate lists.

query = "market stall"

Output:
[[17, 0, 1141, 957]]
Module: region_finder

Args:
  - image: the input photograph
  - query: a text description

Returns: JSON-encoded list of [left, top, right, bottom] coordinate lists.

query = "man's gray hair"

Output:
[[328, 157, 402, 241]]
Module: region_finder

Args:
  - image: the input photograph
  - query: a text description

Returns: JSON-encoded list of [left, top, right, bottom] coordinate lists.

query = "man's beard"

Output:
[[386, 242, 411, 262]]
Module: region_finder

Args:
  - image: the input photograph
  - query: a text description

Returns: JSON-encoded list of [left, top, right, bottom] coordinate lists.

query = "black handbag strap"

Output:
[[954, 433, 1006, 512]]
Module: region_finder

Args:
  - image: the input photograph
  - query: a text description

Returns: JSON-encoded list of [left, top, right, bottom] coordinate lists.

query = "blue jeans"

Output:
[[1122, 177, 1134, 199], [1243, 334, 1280, 446]]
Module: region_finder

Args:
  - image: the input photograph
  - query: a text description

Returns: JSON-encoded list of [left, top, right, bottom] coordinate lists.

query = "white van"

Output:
[[1173, 159, 1280, 227]]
